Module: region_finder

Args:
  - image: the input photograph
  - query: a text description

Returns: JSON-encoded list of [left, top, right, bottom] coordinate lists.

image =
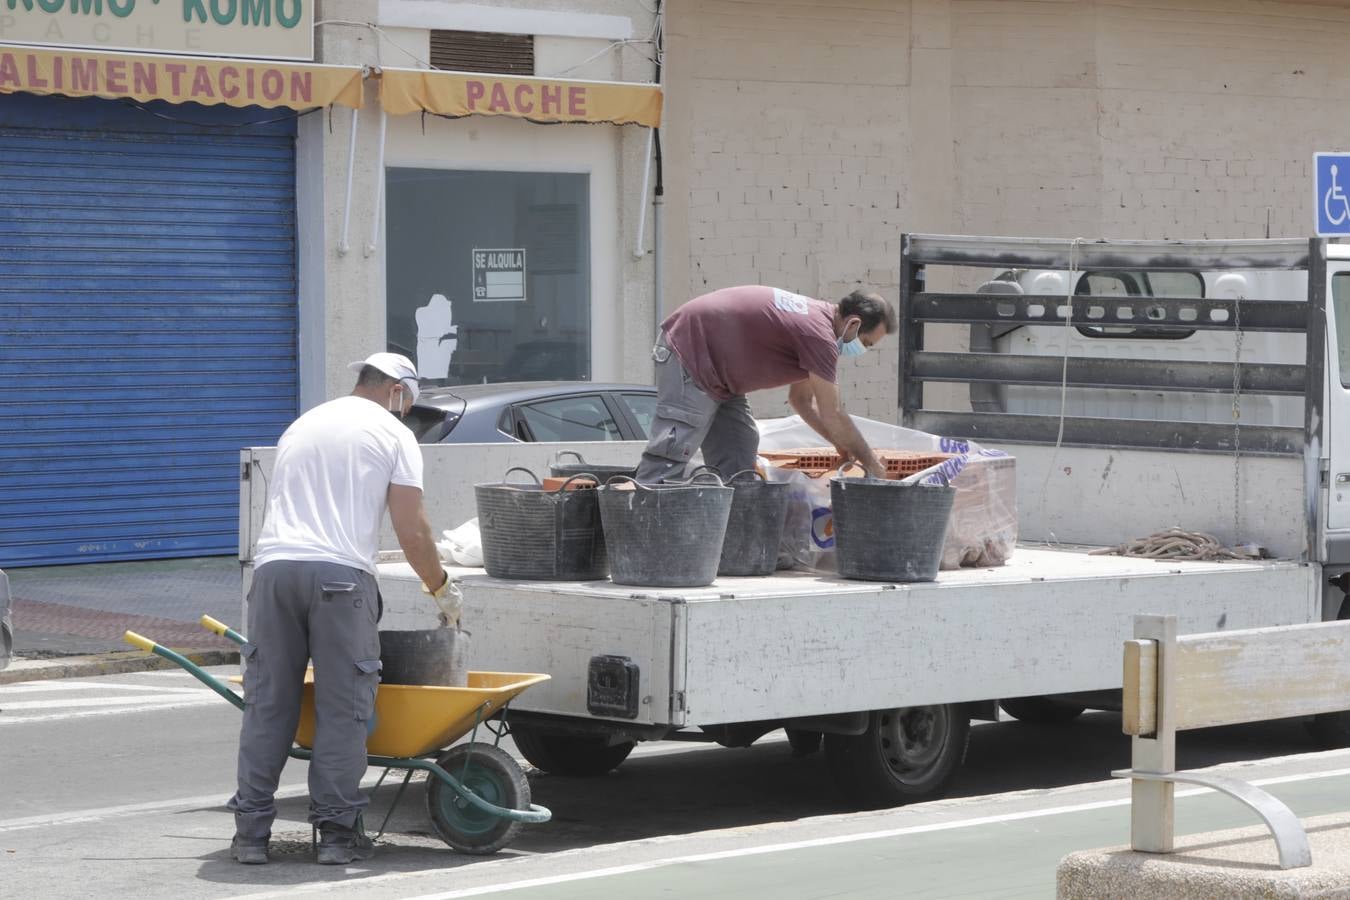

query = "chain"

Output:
[[1231, 292, 1244, 542]]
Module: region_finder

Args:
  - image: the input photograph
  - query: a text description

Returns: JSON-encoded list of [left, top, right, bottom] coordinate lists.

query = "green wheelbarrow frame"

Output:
[[123, 616, 550, 852]]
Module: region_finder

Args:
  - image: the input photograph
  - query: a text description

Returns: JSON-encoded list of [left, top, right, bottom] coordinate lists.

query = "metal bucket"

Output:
[[475, 467, 608, 581], [831, 477, 956, 582], [717, 470, 790, 577], [597, 473, 733, 587], [549, 450, 638, 482]]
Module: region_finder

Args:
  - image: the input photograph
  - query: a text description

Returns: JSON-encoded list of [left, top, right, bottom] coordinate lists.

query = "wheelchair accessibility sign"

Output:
[[1317, 153, 1350, 235]]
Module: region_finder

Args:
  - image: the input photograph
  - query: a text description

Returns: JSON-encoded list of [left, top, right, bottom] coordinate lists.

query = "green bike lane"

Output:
[[383, 764, 1350, 900]]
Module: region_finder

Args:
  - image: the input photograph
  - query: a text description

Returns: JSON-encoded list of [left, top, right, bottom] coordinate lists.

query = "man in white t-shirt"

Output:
[[227, 352, 449, 866]]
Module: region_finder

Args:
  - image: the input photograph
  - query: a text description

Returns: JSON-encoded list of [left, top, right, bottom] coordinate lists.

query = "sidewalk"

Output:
[[3, 556, 244, 683]]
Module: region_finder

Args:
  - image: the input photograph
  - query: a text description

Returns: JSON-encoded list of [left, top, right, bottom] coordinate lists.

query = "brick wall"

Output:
[[665, 0, 1350, 424], [667, 0, 910, 422]]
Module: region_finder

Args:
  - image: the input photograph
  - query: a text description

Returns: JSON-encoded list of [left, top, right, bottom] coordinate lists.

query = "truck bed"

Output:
[[370, 547, 1318, 728]]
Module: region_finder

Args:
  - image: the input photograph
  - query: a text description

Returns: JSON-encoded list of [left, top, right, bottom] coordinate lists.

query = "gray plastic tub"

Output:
[[597, 473, 733, 587], [831, 477, 956, 582]]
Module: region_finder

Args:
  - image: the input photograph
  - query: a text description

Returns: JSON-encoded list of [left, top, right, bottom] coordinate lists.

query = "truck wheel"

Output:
[[824, 705, 969, 808], [511, 727, 635, 776], [999, 696, 1087, 724], [1306, 712, 1350, 748]]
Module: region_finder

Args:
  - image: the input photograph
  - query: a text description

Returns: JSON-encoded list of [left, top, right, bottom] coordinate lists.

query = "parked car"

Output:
[[405, 381, 657, 444], [1, 569, 12, 671]]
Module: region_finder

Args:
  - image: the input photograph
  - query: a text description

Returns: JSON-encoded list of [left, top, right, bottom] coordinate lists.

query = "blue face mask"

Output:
[[838, 319, 867, 357], [838, 337, 866, 358]]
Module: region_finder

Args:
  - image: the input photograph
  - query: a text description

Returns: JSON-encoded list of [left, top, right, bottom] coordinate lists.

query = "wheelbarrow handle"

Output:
[[123, 630, 245, 712], [201, 614, 248, 647]]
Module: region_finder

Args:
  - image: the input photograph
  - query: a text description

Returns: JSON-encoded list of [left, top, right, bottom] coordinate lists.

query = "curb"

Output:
[[0, 648, 239, 684]]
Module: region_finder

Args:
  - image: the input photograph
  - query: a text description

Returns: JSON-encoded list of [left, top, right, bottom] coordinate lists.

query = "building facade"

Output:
[[5, 0, 1350, 565]]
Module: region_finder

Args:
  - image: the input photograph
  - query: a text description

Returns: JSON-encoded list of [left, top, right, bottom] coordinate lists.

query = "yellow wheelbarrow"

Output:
[[124, 616, 551, 855]]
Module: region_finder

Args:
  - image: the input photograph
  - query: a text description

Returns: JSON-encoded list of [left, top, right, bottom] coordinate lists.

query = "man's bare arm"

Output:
[[805, 374, 885, 477], [788, 380, 834, 442], [388, 484, 447, 591]]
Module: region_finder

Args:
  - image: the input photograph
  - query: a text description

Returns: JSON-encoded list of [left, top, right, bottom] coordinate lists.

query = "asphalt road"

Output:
[[4, 668, 1349, 899]]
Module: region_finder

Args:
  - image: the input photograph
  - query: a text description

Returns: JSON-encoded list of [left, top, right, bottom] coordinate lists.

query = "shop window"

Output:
[[430, 30, 534, 75], [385, 169, 591, 385]]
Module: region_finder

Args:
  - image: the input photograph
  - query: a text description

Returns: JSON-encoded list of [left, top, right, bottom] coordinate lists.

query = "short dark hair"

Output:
[[356, 365, 397, 389], [839, 290, 897, 334]]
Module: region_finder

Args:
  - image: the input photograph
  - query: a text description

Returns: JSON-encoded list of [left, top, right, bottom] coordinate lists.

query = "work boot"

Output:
[[316, 818, 375, 865], [230, 835, 269, 865]]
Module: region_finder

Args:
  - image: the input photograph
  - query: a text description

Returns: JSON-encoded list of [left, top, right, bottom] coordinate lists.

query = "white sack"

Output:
[[438, 518, 484, 568]]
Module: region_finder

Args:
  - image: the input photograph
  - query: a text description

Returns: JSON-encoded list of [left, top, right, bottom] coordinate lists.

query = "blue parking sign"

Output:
[[1316, 152, 1350, 235]]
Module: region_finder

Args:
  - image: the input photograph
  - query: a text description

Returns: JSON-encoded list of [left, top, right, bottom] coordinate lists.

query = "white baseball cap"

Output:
[[348, 352, 420, 402]]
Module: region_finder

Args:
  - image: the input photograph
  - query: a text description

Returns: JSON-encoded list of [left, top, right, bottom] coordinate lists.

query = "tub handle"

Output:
[[502, 466, 541, 486], [551, 450, 586, 466], [727, 469, 767, 484]]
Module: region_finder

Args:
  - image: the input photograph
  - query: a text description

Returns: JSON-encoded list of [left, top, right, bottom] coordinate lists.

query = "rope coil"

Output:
[[1089, 527, 1263, 561]]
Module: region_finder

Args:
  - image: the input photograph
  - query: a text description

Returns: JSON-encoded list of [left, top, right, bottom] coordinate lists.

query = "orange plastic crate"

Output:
[[761, 448, 953, 480]]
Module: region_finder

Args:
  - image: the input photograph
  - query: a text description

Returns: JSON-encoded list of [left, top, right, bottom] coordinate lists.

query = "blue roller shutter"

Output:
[[0, 94, 298, 566]]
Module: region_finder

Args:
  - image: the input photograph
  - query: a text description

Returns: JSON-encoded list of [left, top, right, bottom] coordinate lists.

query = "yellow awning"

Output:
[[379, 67, 661, 127], [0, 46, 364, 111]]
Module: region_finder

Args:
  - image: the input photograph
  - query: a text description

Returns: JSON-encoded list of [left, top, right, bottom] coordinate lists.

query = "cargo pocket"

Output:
[[648, 403, 704, 462], [353, 658, 381, 723], [239, 642, 259, 706]]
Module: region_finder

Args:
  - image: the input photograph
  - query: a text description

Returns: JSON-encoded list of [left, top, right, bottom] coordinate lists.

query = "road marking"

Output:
[[224, 761, 1350, 900], [0, 680, 205, 695], [0, 695, 227, 725], [1, 693, 229, 711], [0, 773, 386, 834]]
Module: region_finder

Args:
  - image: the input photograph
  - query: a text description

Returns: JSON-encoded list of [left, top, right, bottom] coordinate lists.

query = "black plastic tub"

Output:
[[379, 627, 469, 687], [549, 450, 638, 482], [717, 470, 790, 577], [597, 474, 733, 587], [475, 468, 608, 580], [831, 477, 956, 582]]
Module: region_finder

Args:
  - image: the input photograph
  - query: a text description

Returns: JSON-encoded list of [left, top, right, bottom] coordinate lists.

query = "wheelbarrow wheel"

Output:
[[426, 742, 530, 855], [511, 726, 634, 776]]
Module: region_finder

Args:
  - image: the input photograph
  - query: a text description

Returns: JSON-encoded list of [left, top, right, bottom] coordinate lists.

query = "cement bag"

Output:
[[437, 518, 484, 568], [756, 416, 1017, 571]]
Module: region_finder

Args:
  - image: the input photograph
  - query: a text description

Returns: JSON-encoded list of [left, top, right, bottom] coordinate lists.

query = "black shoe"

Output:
[[231, 835, 269, 865], [316, 819, 375, 865]]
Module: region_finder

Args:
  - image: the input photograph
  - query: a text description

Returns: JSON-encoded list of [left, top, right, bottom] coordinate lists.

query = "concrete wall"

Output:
[[664, 0, 1350, 424]]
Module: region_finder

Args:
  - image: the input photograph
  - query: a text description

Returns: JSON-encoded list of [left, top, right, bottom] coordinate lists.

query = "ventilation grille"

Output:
[[430, 30, 534, 75]]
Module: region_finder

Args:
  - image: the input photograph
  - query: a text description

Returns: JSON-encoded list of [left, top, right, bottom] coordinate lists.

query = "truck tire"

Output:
[[511, 727, 635, 776], [824, 705, 970, 808], [999, 696, 1087, 724]]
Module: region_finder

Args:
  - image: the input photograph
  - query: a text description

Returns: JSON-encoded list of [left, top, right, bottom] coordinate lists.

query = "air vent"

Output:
[[430, 30, 534, 75]]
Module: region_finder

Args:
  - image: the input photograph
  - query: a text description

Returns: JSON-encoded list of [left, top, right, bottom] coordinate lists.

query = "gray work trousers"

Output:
[[227, 560, 382, 841], [635, 335, 759, 484]]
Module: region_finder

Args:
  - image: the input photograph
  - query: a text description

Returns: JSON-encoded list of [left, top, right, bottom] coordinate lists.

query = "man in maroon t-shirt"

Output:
[[635, 285, 897, 483]]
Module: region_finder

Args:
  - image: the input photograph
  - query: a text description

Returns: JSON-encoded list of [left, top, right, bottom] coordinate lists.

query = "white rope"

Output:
[[1054, 238, 1084, 449], [1088, 527, 1262, 561], [1035, 238, 1085, 546]]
